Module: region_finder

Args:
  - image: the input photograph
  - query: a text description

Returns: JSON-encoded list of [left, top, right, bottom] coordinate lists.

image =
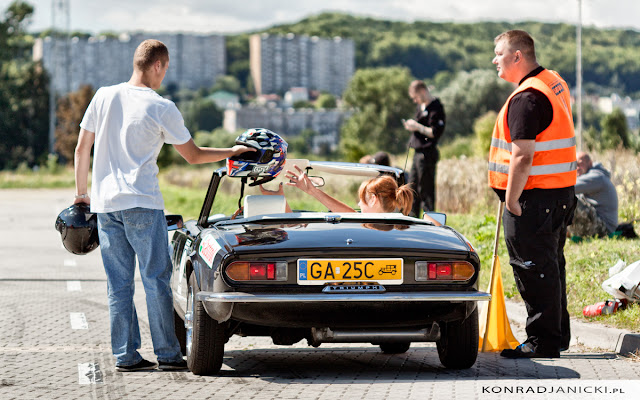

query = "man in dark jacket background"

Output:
[[403, 80, 446, 216]]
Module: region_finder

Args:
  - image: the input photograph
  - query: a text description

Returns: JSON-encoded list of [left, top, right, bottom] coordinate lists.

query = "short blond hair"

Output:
[[408, 80, 428, 95], [133, 39, 169, 72], [494, 30, 536, 62]]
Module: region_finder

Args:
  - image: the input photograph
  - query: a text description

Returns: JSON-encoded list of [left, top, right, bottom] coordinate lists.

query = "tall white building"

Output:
[[33, 33, 226, 95], [250, 33, 355, 97]]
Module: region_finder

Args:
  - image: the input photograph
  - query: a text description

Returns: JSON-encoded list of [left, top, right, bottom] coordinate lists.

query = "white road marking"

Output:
[[70, 312, 88, 330], [78, 363, 103, 384], [64, 259, 77, 267], [67, 281, 82, 291]]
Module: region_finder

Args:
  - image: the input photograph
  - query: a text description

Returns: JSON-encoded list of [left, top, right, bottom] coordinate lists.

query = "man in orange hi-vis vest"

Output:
[[488, 30, 577, 359]]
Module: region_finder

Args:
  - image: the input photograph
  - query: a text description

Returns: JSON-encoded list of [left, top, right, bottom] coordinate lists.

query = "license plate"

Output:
[[297, 259, 403, 285]]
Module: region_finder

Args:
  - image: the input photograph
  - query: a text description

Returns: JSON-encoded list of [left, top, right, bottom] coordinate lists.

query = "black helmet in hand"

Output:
[[55, 203, 99, 255]]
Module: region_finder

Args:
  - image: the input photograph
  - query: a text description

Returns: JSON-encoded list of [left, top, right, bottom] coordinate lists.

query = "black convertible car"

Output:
[[168, 159, 490, 375]]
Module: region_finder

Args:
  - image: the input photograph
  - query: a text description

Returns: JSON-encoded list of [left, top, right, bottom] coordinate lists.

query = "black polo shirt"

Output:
[[508, 66, 553, 140]]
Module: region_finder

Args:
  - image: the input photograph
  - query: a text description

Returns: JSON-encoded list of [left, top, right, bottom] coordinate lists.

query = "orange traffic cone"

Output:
[[478, 202, 520, 352]]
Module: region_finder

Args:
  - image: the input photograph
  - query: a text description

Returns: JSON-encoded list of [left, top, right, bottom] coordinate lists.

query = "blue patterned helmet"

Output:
[[227, 128, 288, 185]]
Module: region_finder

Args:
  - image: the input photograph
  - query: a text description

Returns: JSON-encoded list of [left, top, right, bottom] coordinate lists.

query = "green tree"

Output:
[[54, 85, 94, 164], [0, 1, 49, 170], [340, 67, 414, 161], [293, 100, 313, 109], [211, 75, 241, 95], [316, 93, 337, 109], [368, 37, 448, 80], [226, 34, 250, 93], [578, 102, 605, 151], [286, 129, 317, 156], [194, 128, 238, 149], [439, 69, 513, 137], [181, 98, 223, 133], [473, 110, 498, 158], [583, 126, 601, 152], [600, 108, 630, 149]]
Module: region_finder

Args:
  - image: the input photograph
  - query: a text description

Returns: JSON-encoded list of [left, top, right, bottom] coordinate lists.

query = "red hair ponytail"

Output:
[[358, 175, 415, 215]]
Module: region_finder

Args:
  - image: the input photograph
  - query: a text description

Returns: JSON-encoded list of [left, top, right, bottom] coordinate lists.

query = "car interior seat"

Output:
[[243, 195, 287, 218]]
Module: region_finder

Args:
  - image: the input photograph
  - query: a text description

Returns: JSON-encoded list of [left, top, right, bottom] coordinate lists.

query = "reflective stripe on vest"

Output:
[[488, 69, 577, 190], [489, 161, 577, 176], [491, 137, 576, 153]]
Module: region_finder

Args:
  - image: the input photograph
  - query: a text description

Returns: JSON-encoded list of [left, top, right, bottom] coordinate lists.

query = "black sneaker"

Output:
[[500, 343, 560, 359], [115, 359, 158, 372], [158, 359, 188, 371]]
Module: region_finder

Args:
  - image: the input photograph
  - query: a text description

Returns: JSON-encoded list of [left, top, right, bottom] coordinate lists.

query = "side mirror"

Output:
[[166, 214, 184, 231], [424, 212, 446, 226], [308, 176, 325, 188]]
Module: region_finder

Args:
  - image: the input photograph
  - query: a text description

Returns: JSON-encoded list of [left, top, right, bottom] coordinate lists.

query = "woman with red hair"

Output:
[[284, 165, 414, 215]]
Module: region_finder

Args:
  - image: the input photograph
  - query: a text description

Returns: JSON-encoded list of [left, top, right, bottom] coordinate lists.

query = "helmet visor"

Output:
[[238, 149, 274, 164]]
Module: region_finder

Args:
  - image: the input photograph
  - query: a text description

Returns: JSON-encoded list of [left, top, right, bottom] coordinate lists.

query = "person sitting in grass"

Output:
[[568, 152, 618, 238]]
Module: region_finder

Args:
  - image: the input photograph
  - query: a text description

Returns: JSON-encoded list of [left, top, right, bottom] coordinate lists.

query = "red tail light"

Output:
[[227, 261, 287, 281], [417, 261, 474, 282], [249, 263, 276, 280]]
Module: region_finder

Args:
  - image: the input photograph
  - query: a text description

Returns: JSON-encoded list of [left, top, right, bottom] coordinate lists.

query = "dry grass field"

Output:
[[436, 149, 640, 221]]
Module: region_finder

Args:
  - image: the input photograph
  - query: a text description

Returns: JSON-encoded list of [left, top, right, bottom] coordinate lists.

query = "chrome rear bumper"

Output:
[[196, 291, 490, 303]]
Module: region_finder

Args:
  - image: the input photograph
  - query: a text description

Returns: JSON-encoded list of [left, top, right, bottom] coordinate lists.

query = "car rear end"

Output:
[[197, 214, 488, 359]]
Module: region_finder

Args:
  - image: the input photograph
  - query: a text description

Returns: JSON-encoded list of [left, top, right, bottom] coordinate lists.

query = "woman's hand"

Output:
[[285, 165, 315, 194], [285, 165, 354, 213]]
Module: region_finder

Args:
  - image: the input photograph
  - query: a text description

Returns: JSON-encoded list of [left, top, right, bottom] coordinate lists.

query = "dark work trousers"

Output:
[[502, 189, 576, 354], [409, 147, 439, 216]]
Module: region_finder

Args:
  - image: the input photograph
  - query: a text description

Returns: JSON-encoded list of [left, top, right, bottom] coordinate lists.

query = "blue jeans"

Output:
[[97, 208, 183, 366]]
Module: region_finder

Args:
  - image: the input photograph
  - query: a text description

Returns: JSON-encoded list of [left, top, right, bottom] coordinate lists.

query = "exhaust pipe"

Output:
[[310, 324, 440, 344]]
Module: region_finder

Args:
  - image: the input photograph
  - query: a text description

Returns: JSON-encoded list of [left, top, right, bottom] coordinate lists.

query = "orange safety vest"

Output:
[[488, 69, 577, 190]]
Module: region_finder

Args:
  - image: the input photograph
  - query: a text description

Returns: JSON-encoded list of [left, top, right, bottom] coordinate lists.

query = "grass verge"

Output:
[[449, 213, 640, 332], [0, 167, 76, 188]]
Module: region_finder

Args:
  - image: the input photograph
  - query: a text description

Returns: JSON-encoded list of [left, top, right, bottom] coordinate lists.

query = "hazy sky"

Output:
[[4, 0, 640, 34]]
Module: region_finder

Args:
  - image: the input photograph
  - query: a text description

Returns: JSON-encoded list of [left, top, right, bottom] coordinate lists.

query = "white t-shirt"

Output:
[[80, 83, 191, 213]]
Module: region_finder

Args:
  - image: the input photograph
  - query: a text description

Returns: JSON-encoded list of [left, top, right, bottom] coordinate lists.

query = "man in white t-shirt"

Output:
[[73, 39, 253, 372]]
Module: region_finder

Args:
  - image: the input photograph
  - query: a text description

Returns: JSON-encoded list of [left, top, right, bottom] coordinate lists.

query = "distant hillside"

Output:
[[228, 12, 640, 95]]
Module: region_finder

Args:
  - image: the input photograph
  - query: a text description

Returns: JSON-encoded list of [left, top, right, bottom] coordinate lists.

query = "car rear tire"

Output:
[[186, 274, 226, 375], [436, 307, 479, 369], [174, 309, 186, 355], [379, 342, 411, 354]]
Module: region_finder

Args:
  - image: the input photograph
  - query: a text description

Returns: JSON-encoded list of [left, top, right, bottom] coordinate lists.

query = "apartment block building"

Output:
[[33, 32, 226, 94], [224, 106, 352, 150], [250, 33, 355, 97]]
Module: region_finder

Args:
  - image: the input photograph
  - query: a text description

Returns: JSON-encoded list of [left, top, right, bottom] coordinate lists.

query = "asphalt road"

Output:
[[1, 188, 639, 400]]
